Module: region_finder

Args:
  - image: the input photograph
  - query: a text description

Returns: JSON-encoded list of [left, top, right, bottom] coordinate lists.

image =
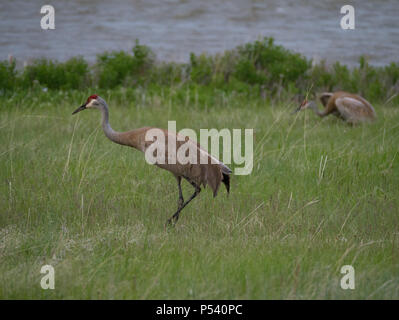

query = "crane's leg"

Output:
[[177, 176, 184, 209], [166, 179, 201, 227]]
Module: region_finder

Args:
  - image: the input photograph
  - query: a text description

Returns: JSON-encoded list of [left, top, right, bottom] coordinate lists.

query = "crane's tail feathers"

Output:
[[220, 163, 232, 174], [219, 163, 231, 194], [222, 173, 230, 194], [207, 163, 232, 197]]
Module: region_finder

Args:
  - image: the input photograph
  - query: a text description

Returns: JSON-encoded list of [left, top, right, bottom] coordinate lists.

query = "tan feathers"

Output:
[[73, 96, 231, 225]]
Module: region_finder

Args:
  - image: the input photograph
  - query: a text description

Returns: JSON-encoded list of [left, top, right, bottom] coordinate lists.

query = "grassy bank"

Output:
[[2, 38, 399, 105], [0, 89, 398, 299]]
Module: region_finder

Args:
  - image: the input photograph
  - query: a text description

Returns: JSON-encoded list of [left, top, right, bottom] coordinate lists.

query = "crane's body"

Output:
[[109, 126, 231, 195], [295, 91, 376, 124], [72, 95, 231, 226]]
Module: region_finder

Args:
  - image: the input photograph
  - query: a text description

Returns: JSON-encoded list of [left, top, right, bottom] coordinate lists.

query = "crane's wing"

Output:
[[335, 97, 373, 123], [144, 129, 231, 195]]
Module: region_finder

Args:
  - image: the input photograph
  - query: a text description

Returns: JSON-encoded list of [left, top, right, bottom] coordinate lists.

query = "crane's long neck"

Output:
[[309, 101, 325, 117], [100, 104, 125, 145]]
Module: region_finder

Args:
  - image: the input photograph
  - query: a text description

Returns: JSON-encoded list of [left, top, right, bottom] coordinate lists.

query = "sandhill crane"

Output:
[[293, 91, 376, 124], [72, 95, 231, 226]]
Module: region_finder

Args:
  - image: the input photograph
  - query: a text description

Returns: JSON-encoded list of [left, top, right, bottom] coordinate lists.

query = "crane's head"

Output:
[[72, 94, 104, 115], [292, 99, 311, 114]]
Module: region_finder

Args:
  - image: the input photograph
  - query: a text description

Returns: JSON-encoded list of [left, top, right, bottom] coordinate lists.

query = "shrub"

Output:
[[152, 62, 185, 86], [189, 53, 214, 85], [96, 40, 155, 88], [22, 57, 89, 90], [0, 60, 17, 92], [234, 38, 310, 89], [0, 38, 398, 104]]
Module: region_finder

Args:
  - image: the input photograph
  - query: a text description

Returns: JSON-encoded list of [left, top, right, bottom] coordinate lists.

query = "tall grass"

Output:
[[0, 89, 398, 299]]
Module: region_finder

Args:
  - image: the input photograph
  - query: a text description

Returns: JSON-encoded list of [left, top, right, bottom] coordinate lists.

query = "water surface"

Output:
[[0, 0, 398, 66]]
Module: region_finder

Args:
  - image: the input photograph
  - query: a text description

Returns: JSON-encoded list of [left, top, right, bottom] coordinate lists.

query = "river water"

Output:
[[0, 0, 398, 67]]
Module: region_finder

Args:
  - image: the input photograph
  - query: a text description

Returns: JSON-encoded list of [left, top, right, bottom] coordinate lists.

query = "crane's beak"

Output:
[[72, 104, 86, 115], [291, 105, 302, 115]]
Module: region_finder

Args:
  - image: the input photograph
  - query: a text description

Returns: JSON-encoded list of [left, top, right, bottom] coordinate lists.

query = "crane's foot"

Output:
[[164, 218, 176, 230], [164, 219, 174, 229], [164, 212, 180, 230]]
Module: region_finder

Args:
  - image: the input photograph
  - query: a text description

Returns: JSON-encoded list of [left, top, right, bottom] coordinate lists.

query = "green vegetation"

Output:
[[0, 39, 398, 299], [0, 88, 398, 299], [21, 57, 90, 90], [1, 38, 399, 104], [0, 60, 18, 91]]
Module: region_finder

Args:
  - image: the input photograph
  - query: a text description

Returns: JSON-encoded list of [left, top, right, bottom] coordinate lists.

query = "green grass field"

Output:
[[0, 90, 398, 299]]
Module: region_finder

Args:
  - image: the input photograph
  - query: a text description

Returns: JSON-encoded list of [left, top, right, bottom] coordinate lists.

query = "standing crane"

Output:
[[72, 95, 231, 226], [293, 91, 376, 124]]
